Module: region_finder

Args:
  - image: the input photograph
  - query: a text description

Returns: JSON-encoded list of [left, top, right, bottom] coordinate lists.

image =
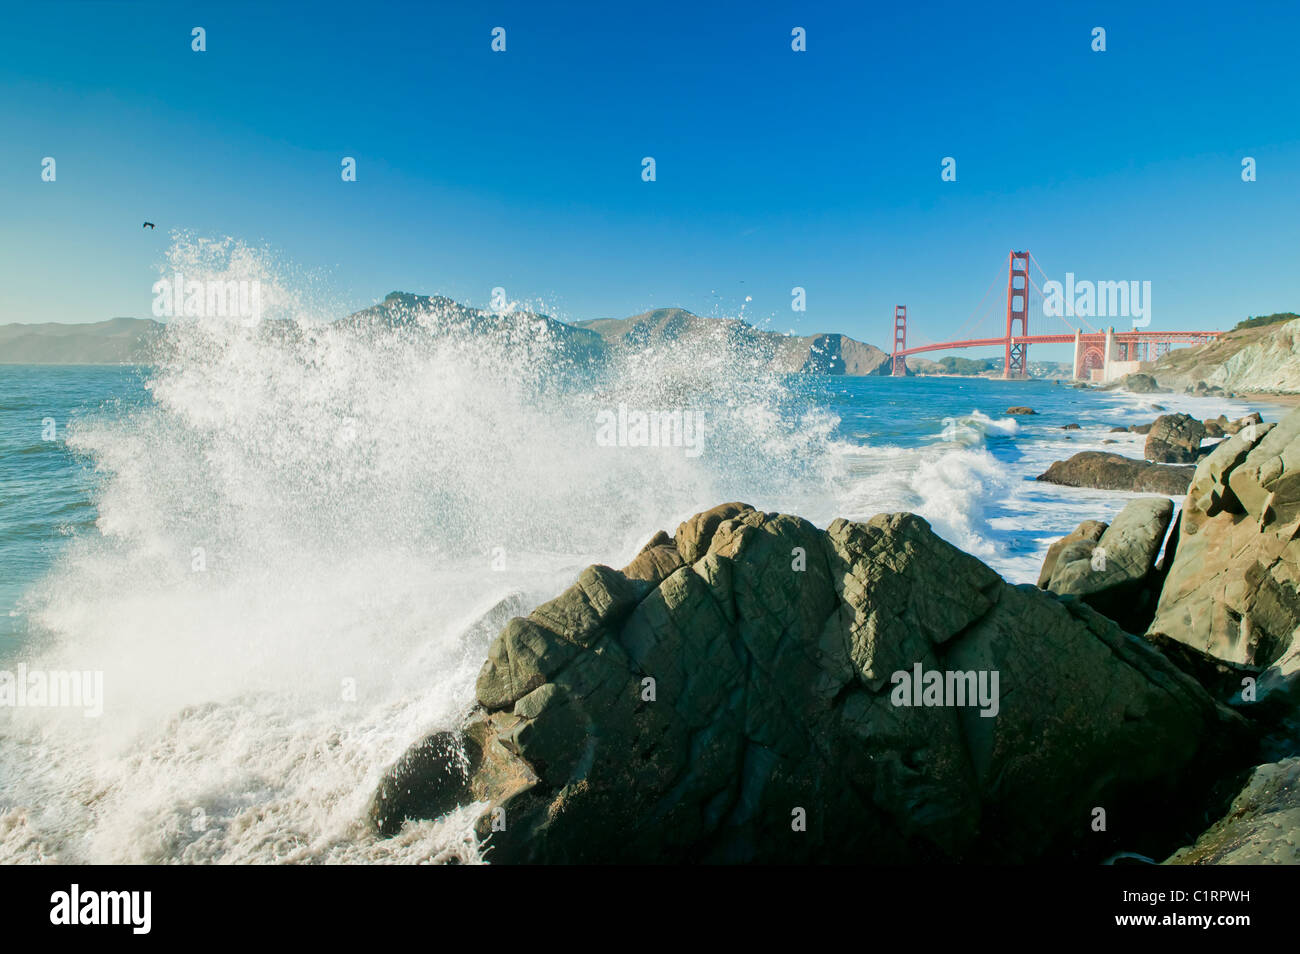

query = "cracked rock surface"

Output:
[[1148, 412, 1300, 685], [370, 503, 1247, 863]]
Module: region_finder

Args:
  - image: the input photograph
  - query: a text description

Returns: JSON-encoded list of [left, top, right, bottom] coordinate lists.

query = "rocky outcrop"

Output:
[[1146, 410, 1300, 698], [1006, 406, 1035, 415], [370, 504, 1246, 863], [1041, 499, 1174, 634], [1036, 452, 1195, 495], [1144, 413, 1207, 464], [1166, 758, 1300, 864]]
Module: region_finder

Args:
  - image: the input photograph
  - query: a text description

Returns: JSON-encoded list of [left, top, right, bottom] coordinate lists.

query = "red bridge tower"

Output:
[[1004, 250, 1029, 379], [891, 305, 907, 376]]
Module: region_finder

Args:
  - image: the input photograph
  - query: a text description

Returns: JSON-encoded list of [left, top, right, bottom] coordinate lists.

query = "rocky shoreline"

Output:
[[364, 400, 1300, 864]]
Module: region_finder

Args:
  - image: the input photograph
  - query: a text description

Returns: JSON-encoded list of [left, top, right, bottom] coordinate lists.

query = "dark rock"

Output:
[[1130, 422, 1154, 435], [1122, 373, 1166, 393], [1165, 759, 1300, 864], [372, 505, 1247, 863], [1036, 452, 1195, 495], [1145, 413, 1207, 464], [1061, 423, 1081, 430], [1006, 406, 1035, 415]]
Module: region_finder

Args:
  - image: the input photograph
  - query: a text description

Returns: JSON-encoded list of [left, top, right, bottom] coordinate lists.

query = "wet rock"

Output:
[[1036, 452, 1195, 495], [1006, 406, 1035, 415], [1061, 423, 1080, 430], [1145, 413, 1207, 464]]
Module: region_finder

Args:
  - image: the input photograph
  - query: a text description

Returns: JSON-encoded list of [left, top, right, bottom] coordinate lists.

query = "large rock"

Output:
[[1037, 519, 1106, 588], [1036, 451, 1195, 495], [1144, 413, 1207, 464], [1042, 498, 1174, 634], [1147, 411, 1300, 693], [370, 504, 1246, 863], [1222, 412, 1263, 436], [1166, 758, 1300, 864], [1121, 372, 1165, 393]]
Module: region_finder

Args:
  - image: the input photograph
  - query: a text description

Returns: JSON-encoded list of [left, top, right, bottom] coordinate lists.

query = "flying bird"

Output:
[[142, 222, 155, 229]]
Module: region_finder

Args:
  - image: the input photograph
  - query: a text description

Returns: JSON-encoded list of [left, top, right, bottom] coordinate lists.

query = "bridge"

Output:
[[889, 251, 1222, 380]]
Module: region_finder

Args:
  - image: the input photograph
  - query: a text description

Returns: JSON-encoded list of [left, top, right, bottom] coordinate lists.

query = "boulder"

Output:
[[1222, 412, 1263, 436], [1037, 519, 1107, 588], [1006, 406, 1035, 415], [370, 504, 1246, 863], [1130, 422, 1154, 435], [1061, 423, 1080, 430], [1147, 409, 1300, 697], [1042, 498, 1174, 634], [1121, 373, 1165, 393], [1165, 758, 1300, 865], [1036, 452, 1195, 495], [1144, 413, 1207, 463]]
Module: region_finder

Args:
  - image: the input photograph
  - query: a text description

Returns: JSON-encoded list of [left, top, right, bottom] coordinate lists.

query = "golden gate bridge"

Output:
[[888, 251, 1221, 381]]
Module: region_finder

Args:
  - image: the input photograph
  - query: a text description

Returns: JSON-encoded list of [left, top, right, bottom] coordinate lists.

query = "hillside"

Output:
[[574, 307, 891, 376], [2, 298, 892, 375], [1151, 314, 1300, 393]]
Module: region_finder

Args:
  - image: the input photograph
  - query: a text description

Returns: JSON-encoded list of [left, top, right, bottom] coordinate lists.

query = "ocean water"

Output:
[[0, 304, 1270, 864]]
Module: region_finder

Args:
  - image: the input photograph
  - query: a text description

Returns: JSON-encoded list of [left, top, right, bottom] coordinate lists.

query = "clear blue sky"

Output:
[[2, 0, 1298, 358]]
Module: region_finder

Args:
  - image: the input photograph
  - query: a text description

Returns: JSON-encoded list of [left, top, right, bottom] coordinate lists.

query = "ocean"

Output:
[[0, 321, 1271, 863]]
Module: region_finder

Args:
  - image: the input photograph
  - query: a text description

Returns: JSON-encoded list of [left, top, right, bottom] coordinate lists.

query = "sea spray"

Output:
[[0, 237, 845, 864]]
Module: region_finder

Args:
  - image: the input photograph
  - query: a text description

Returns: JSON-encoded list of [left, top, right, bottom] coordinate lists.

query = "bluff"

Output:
[[1151, 315, 1300, 394]]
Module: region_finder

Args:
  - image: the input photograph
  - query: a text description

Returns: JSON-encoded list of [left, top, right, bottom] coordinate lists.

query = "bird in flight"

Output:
[[142, 222, 156, 229]]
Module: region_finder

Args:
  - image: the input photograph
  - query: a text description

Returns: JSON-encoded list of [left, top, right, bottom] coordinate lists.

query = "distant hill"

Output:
[[906, 354, 1072, 379], [574, 307, 891, 376], [0, 317, 162, 364], [1, 297, 891, 375], [341, 292, 606, 364]]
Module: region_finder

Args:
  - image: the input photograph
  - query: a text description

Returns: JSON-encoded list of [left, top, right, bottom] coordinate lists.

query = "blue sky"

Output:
[[2, 0, 1298, 359]]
